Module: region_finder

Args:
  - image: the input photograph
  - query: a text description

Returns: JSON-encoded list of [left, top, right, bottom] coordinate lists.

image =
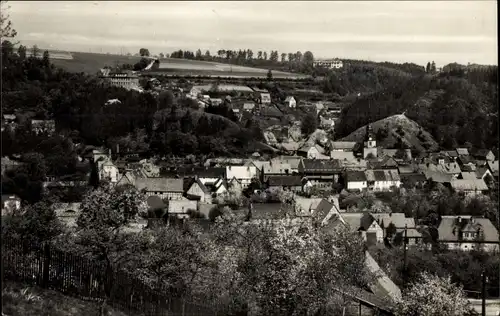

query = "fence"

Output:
[[1, 237, 225, 316]]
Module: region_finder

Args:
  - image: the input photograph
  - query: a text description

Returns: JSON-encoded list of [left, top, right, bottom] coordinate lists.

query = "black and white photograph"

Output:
[[1, 1, 499, 315]]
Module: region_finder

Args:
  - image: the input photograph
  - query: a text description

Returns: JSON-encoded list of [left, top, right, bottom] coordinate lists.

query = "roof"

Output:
[[2, 194, 21, 203], [371, 213, 414, 229], [423, 170, 453, 183], [398, 164, 417, 174], [263, 163, 292, 175], [163, 166, 225, 178], [368, 156, 398, 169], [280, 142, 300, 152], [300, 159, 342, 172], [330, 151, 356, 162], [380, 149, 412, 160], [456, 148, 469, 156], [294, 198, 323, 215], [438, 216, 499, 243], [471, 149, 493, 159], [346, 171, 367, 182], [475, 167, 490, 178], [330, 141, 357, 150], [341, 213, 376, 232], [450, 178, 488, 192], [419, 162, 461, 175], [271, 156, 302, 169], [365, 170, 400, 182], [135, 178, 184, 193], [459, 172, 477, 180], [399, 173, 427, 182], [267, 175, 303, 187]]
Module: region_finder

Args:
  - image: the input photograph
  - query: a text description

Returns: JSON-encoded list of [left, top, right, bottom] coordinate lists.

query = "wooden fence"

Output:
[[1, 237, 225, 316]]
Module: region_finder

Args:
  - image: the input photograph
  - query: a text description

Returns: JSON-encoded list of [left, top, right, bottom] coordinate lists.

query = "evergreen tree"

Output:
[[426, 62, 431, 73], [431, 61, 436, 74]]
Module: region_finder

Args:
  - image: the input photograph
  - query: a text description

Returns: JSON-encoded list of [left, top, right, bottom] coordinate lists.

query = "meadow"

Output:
[[48, 51, 308, 78]]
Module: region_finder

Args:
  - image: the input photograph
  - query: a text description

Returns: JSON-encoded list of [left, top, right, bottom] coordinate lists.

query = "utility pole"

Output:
[[481, 270, 486, 316], [403, 224, 408, 289]]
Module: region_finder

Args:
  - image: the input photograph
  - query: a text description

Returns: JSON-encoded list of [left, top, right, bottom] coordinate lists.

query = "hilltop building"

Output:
[[99, 69, 140, 90], [313, 58, 343, 69]]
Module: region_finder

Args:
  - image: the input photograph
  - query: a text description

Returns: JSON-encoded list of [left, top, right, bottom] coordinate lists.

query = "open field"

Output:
[[48, 51, 309, 78]]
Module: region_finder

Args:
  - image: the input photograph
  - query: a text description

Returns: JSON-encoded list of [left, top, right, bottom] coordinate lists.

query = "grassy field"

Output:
[[49, 51, 309, 78], [1, 281, 128, 316]]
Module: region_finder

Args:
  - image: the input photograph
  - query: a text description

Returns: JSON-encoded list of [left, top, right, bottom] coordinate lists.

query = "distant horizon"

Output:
[[9, 1, 497, 67], [18, 41, 498, 69]]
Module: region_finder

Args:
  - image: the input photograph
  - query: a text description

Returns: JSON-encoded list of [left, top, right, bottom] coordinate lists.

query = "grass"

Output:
[[49, 51, 309, 79], [1, 281, 128, 316], [339, 114, 439, 152]]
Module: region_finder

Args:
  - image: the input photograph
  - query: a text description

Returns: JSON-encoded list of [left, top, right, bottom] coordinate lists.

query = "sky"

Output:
[[7, 1, 498, 66]]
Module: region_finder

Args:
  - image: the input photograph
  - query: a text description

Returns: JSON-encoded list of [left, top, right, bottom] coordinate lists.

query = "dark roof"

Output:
[[399, 173, 427, 182], [346, 171, 367, 182], [267, 175, 303, 187], [2, 194, 20, 203], [162, 166, 225, 178], [135, 178, 184, 193], [300, 159, 342, 172], [438, 216, 499, 243], [260, 106, 283, 118], [471, 149, 493, 159]]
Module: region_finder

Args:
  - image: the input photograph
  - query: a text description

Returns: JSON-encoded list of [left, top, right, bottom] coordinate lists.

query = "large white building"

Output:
[[313, 58, 343, 69]]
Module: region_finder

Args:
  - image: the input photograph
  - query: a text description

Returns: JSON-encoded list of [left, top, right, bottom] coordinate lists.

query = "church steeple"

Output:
[[363, 123, 377, 158]]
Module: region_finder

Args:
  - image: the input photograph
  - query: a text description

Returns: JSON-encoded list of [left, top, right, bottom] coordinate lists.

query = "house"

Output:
[[1, 194, 21, 216], [267, 175, 304, 193], [31, 119, 56, 135], [297, 144, 322, 159], [258, 93, 271, 105], [475, 167, 493, 182], [225, 166, 258, 188], [419, 162, 461, 178], [368, 156, 399, 171], [262, 162, 292, 181], [167, 199, 198, 219], [487, 160, 499, 180], [371, 213, 422, 245], [397, 164, 418, 175], [284, 96, 297, 108], [185, 177, 213, 203], [470, 149, 495, 163], [2, 114, 16, 131], [365, 170, 401, 191], [449, 178, 489, 197], [243, 103, 255, 112], [345, 171, 368, 191], [97, 158, 119, 183], [456, 148, 470, 156], [210, 98, 223, 106], [294, 198, 324, 217], [330, 141, 357, 152], [135, 178, 184, 200], [437, 216, 499, 252], [53, 202, 81, 228], [270, 156, 302, 174], [313, 58, 343, 69], [330, 151, 356, 162], [298, 159, 343, 188], [341, 213, 384, 245]]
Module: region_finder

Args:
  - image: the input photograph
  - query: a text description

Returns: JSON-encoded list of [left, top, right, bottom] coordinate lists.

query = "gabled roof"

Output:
[[475, 167, 491, 179], [450, 178, 488, 192], [341, 213, 376, 232], [456, 148, 469, 156], [267, 175, 303, 187], [330, 151, 356, 162], [399, 173, 427, 183], [459, 172, 477, 180], [271, 156, 302, 169], [398, 164, 417, 174], [371, 213, 414, 229], [135, 178, 184, 193], [438, 216, 499, 243], [365, 170, 400, 182], [423, 170, 453, 183], [300, 159, 342, 172], [346, 171, 367, 182], [330, 141, 357, 151], [368, 156, 398, 169]]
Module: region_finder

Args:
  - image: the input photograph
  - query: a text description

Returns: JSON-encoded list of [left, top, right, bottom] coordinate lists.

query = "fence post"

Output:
[[42, 243, 50, 288]]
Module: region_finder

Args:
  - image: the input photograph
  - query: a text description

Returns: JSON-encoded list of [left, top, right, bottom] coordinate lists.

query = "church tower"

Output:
[[363, 124, 378, 159]]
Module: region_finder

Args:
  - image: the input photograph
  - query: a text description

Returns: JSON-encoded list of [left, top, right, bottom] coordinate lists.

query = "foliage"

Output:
[[2, 200, 64, 247], [300, 112, 318, 136], [395, 272, 475, 316], [0, 1, 17, 39]]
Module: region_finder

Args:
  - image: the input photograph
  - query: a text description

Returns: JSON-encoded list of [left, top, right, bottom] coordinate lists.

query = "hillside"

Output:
[[335, 73, 498, 150], [2, 281, 128, 316], [339, 114, 439, 153]]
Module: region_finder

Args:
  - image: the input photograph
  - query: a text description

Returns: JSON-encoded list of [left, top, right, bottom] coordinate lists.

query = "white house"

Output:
[[365, 170, 401, 191], [225, 166, 258, 188], [313, 59, 343, 69], [438, 216, 499, 252], [98, 159, 119, 183], [297, 144, 322, 159], [345, 171, 368, 191], [284, 96, 296, 108], [341, 213, 384, 243]]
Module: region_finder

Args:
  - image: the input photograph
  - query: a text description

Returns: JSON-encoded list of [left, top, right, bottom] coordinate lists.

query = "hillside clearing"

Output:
[[339, 114, 439, 152]]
